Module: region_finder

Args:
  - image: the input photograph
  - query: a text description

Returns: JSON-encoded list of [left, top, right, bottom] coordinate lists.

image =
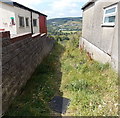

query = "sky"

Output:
[[13, 0, 89, 19]]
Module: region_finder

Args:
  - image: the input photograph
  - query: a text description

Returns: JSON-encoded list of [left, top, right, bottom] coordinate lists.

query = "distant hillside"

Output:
[[47, 17, 82, 34]]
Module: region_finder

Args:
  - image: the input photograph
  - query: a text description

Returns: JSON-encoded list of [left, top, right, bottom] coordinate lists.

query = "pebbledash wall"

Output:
[[1, 31, 54, 114]]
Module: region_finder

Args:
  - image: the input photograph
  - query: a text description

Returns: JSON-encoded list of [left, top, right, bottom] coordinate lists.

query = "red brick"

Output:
[[0, 31, 10, 38], [10, 33, 32, 43]]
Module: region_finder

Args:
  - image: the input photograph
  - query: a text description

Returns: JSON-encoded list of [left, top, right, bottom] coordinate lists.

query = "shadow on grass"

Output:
[[4, 41, 65, 117]]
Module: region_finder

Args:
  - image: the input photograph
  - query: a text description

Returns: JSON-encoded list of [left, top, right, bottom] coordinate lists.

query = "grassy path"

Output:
[[6, 34, 118, 116]]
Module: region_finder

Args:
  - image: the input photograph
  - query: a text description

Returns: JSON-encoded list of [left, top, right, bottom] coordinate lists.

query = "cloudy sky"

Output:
[[13, 0, 89, 19]]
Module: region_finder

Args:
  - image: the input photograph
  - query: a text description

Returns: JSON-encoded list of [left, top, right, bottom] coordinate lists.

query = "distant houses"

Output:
[[80, 0, 119, 70], [0, 0, 47, 37]]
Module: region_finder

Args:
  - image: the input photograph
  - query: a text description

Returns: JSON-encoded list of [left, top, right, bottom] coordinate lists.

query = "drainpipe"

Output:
[[30, 11, 33, 34]]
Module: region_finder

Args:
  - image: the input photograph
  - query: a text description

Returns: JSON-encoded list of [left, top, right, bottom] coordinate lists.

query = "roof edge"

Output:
[[82, 0, 96, 10], [13, 2, 47, 17], [0, 0, 14, 6], [0, 0, 47, 17]]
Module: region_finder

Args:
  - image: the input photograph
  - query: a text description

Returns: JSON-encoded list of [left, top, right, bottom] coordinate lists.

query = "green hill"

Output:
[[47, 17, 82, 34]]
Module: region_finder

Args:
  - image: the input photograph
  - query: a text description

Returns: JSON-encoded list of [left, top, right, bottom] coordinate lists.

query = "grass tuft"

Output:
[[65, 79, 89, 92]]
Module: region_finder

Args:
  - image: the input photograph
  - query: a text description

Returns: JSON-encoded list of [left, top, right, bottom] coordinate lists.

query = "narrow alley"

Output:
[[5, 33, 118, 116]]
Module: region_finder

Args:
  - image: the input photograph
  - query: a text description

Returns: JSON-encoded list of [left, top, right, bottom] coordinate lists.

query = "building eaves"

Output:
[[0, 0, 14, 6], [82, 0, 97, 10], [13, 2, 47, 17]]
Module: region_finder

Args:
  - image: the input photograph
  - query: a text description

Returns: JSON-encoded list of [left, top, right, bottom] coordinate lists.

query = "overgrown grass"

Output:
[[5, 33, 118, 116], [60, 33, 118, 116]]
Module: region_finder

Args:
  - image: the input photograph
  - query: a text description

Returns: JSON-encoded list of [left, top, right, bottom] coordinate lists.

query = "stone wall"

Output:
[[1, 31, 54, 114]]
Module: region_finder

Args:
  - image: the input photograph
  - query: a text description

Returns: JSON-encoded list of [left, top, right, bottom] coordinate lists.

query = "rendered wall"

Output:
[[81, 0, 119, 70], [0, 2, 16, 35], [1, 31, 54, 114], [118, 2, 120, 75], [111, 2, 119, 70], [32, 12, 40, 34], [14, 6, 31, 36]]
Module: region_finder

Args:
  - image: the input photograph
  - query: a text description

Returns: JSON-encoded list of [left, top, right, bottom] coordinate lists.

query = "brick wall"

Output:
[[1, 31, 54, 114]]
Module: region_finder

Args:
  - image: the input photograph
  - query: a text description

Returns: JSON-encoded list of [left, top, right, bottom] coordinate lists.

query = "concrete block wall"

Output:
[[1, 31, 54, 114]]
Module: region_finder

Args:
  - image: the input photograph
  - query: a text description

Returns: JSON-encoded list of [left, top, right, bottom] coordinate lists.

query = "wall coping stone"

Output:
[[32, 33, 40, 39], [11, 33, 32, 43], [0, 32, 48, 43]]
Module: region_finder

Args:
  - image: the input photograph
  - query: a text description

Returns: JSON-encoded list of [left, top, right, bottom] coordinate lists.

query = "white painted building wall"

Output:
[[32, 12, 40, 34], [14, 6, 31, 35], [0, 2, 40, 36], [0, 2, 16, 35]]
